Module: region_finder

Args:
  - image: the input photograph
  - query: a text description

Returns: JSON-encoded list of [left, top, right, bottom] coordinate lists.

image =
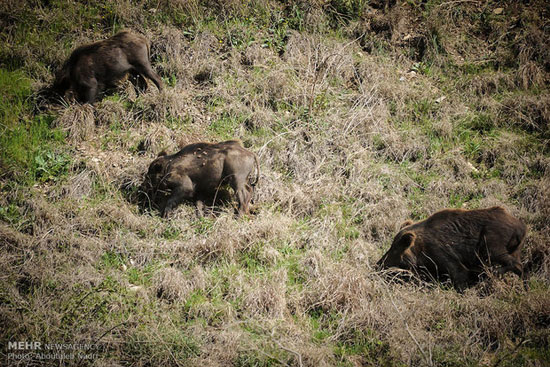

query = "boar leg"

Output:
[[75, 78, 98, 104], [483, 228, 524, 278], [494, 253, 523, 278], [422, 247, 470, 291], [510, 249, 529, 289], [441, 259, 470, 292], [245, 184, 256, 211], [195, 200, 205, 218], [450, 272, 470, 292], [134, 64, 163, 91], [480, 226, 524, 278], [236, 187, 253, 216], [230, 178, 252, 216]]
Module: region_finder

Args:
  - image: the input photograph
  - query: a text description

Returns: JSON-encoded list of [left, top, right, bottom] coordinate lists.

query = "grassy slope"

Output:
[[1, 0, 549, 366]]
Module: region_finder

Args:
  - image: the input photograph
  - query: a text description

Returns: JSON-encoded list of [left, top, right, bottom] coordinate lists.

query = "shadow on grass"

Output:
[[119, 176, 237, 218]]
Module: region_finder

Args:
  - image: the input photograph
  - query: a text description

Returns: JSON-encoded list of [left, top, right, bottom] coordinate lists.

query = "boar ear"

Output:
[[396, 232, 416, 249], [400, 220, 413, 229], [157, 150, 167, 157]]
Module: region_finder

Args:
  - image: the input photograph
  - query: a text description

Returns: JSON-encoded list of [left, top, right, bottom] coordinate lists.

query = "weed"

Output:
[[0, 203, 22, 226]]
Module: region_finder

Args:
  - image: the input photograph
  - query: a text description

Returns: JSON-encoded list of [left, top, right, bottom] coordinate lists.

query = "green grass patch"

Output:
[[308, 308, 338, 343], [315, 199, 363, 243], [275, 243, 307, 287], [334, 329, 395, 367], [161, 222, 183, 240], [208, 112, 248, 140], [1, 69, 70, 184], [183, 290, 208, 312], [123, 324, 200, 363], [0, 69, 31, 123], [448, 189, 483, 208], [1, 114, 69, 184], [236, 349, 287, 367], [0, 202, 22, 226], [127, 262, 158, 286], [192, 216, 215, 235], [60, 276, 124, 327], [100, 251, 126, 270], [239, 244, 269, 274], [181, 289, 231, 327]]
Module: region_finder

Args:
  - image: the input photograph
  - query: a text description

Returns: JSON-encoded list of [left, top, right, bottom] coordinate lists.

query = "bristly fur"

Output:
[[378, 207, 527, 291], [53, 30, 163, 103], [142, 141, 259, 217]]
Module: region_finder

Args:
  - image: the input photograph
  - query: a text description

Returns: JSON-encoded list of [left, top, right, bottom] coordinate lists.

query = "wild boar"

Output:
[[377, 207, 526, 291], [141, 141, 259, 217], [53, 30, 163, 103]]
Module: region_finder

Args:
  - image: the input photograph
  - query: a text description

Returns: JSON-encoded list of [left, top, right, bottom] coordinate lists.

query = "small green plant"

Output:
[[410, 61, 431, 75], [0, 203, 21, 225], [127, 263, 157, 286], [410, 98, 438, 124], [328, 0, 366, 23], [193, 217, 215, 235], [100, 251, 126, 270], [162, 223, 182, 240], [165, 74, 177, 87], [208, 112, 246, 140], [263, 16, 289, 54], [34, 150, 70, 182]]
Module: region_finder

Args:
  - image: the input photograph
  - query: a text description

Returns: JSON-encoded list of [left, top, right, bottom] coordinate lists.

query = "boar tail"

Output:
[[250, 154, 260, 187]]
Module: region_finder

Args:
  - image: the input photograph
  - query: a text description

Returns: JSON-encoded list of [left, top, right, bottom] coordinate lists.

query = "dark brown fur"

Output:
[[53, 30, 163, 103], [141, 141, 260, 217], [377, 207, 527, 291]]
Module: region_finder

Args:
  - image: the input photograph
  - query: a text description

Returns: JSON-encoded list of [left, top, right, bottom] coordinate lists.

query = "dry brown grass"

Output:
[[1, 1, 549, 366], [154, 266, 206, 302], [54, 103, 96, 142], [500, 94, 550, 137], [516, 61, 546, 90]]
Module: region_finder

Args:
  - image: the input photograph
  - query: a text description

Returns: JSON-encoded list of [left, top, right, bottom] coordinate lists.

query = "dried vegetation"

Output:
[[1, 0, 549, 366]]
